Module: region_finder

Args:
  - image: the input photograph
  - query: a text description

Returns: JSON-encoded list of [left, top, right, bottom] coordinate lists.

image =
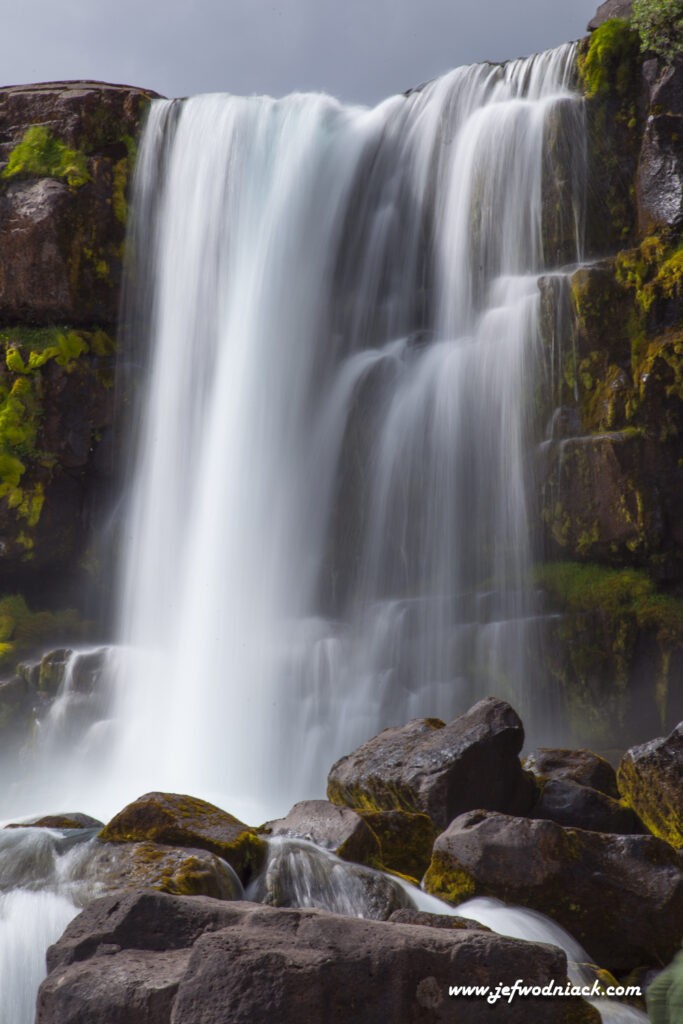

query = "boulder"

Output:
[[98, 792, 266, 884], [5, 812, 102, 830], [262, 799, 381, 867], [37, 890, 600, 1024], [529, 778, 644, 834], [327, 698, 536, 830], [80, 840, 242, 901], [588, 0, 633, 31], [524, 747, 619, 798], [388, 908, 491, 933], [617, 723, 683, 848], [357, 809, 437, 879], [248, 837, 410, 921], [423, 810, 683, 972]]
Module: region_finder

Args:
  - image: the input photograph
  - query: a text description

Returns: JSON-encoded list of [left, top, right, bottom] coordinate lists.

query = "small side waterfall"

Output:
[[79, 43, 585, 822]]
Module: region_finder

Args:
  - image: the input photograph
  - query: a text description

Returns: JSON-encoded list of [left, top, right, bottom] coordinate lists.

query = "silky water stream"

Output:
[[0, 43, 646, 1023]]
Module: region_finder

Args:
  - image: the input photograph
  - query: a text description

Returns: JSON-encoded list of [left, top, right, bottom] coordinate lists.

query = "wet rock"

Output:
[[262, 799, 381, 867], [637, 65, 683, 235], [588, 0, 633, 31], [524, 747, 620, 798], [37, 890, 600, 1024], [249, 838, 410, 920], [357, 809, 437, 879], [424, 810, 683, 972], [529, 778, 644, 834], [327, 698, 536, 830], [99, 792, 266, 884], [617, 723, 683, 848], [80, 840, 242, 901]]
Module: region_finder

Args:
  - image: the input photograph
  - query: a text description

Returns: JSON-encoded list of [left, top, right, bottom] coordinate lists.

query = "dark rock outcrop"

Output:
[[37, 890, 600, 1024], [98, 791, 266, 884], [587, 1, 633, 31], [327, 698, 536, 830], [423, 810, 683, 972], [617, 723, 683, 848], [637, 64, 683, 235]]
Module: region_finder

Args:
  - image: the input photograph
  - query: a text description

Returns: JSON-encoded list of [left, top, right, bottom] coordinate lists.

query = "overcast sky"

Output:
[[4, 0, 600, 105]]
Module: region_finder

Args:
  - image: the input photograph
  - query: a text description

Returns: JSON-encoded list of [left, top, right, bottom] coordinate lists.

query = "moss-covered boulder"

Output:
[[357, 809, 437, 880], [523, 746, 620, 797], [327, 698, 536, 831], [83, 840, 242, 901], [262, 799, 382, 868], [98, 792, 266, 885], [423, 809, 683, 972], [617, 723, 683, 848], [5, 812, 102, 830]]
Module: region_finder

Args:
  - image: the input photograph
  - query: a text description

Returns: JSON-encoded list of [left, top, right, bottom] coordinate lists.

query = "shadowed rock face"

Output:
[[618, 723, 683, 849], [327, 698, 536, 831], [424, 809, 683, 972], [37, 890, 600, 1024]]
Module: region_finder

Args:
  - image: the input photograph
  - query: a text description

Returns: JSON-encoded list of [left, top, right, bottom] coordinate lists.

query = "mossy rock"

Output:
[[423, 809, 683, 973], [617, 724, 683, 848], [356, 809, 437, 881], [261, 799, 382, 869], [99, 791, 266, 884], [4, 812, 103, 830], [85, 839, 242, 901]]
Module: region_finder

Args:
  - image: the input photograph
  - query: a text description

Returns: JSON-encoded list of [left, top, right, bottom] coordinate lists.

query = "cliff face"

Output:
[[537, 22, 683, 747], [0, 82, 157, 608], [0, 36, 680, 750]]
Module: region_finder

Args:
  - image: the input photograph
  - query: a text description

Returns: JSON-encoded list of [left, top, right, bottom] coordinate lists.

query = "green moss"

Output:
[[423, 853, 477, 904], [578, 20, 641, 99], [0, 594, 82, 666], [1, 125, 90, 188]]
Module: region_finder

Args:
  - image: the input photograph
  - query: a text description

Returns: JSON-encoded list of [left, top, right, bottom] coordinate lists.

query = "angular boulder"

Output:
[[617, 723, 683, 848], [37, 890, 600, 1024], [99, 792, 266, 884], [587, 0, 633, 31], [262, 799, 381, 867], [327, 698, 536, 830], [524, 747, 619, 799], [423, 810, 683, 972], [529, 778, 644, 834]]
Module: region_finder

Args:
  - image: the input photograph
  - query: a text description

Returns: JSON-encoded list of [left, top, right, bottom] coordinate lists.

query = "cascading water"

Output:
[[86, 42, 586, 823], [0, 44, 623, 1024]]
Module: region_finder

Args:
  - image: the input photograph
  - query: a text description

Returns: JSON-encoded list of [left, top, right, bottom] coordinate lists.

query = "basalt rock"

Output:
[[617, 723, 683, 848], [262, 799, 382, 867], [423, 810, 683, 972], [98, 792, 267, 885], [587, 0, 633, 31], [37, 890, 600, 1024], [357, 809, 437, 880], [327, 698, 536, 831], [528, 777, 644, 834], [523, 747, 620, 798]]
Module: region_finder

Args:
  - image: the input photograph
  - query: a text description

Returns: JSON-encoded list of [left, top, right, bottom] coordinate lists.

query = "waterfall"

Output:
[[85, 43, 585, 822]]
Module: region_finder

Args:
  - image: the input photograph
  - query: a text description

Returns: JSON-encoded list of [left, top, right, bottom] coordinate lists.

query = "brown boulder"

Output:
[[617, 723, 683, 848], [262, 799, 381, 867], [98, 792, 266, 884], [37, 891, 600, 1024], [424, 810, 683, 972], [524, 747, 619, 798], [327, 698, 536, 830]]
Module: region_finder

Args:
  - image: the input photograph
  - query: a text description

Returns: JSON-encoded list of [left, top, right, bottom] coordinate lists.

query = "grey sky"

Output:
[[5, 0, 600, 105]]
